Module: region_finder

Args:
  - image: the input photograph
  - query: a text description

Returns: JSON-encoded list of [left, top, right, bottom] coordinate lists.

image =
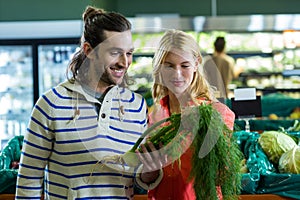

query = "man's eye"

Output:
[[111, 51, 120, 56], [126, 52, 133, 56]]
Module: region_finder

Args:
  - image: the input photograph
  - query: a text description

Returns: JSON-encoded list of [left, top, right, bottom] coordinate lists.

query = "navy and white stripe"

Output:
[[16, 81, 151, 200]]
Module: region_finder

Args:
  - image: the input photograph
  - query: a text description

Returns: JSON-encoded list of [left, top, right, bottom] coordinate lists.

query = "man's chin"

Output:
[[112, 75, 125, 85], [115, 80, 124, 86], [100, 76, 122, 86]]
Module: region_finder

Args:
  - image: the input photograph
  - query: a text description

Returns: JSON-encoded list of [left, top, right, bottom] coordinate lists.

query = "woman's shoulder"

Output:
[[212, 101, 235, 129], [194, 98, 235, 129], [148, 98, 170, 126]]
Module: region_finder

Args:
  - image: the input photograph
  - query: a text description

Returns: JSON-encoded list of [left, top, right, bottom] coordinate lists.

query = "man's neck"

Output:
[[96, 82, 115, 94]]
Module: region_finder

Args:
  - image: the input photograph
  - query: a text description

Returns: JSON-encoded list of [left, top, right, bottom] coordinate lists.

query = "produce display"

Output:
[[255, 129, 300, 175], [269, 107, 300, 120], [286, 119, 300, 132], [0, 136, 23, 194], [289, 107, 300, 119], [130, 31, 300, 94], [236, 130, 300, 199]]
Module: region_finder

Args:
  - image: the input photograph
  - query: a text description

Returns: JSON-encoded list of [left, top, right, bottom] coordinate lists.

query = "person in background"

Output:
[[203, 36, 236, 98], [16, 6, 162, 199], [147, 29, 238, 200]]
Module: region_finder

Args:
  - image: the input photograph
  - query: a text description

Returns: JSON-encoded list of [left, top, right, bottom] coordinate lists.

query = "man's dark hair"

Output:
[[214, 37, 226, 53], [67, 6, 132, 82]]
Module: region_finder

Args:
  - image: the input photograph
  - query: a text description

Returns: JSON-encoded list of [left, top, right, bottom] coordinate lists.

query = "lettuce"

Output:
[[279, 146, 300, 174], [258, 131, 297, 164]]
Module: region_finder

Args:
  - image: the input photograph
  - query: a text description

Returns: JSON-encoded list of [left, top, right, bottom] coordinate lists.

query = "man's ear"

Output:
[[83, 42, 93, 58]]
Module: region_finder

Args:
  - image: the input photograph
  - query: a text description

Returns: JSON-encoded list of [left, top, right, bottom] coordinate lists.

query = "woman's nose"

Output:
[[174, 66, 182, 77]]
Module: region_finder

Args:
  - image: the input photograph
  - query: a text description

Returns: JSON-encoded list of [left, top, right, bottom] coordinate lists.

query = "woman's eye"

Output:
[[161, 63, 172, 68], [182, 65, 191, 68], [164, 66, 173, 70]]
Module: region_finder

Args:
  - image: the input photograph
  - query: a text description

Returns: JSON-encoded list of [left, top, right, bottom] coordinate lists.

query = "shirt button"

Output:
[[101, 113, 106, 118]]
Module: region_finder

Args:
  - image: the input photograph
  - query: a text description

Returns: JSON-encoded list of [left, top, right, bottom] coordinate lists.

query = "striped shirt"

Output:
[[16, 81, 159, 200]]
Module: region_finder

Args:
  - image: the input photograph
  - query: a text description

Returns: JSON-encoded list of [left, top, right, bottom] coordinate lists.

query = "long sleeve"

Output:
[[135, 165, 163, 190], [17, 83, 154, 199], [16, 95, 55, 198], [134, 99, 165, 191]]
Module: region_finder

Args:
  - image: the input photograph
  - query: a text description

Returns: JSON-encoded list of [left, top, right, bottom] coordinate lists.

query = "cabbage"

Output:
[[258, 131, 297, 164], [279, 146, 300, 174]]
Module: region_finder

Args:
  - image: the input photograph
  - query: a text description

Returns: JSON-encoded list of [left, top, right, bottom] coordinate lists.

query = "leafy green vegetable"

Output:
[[189, 104, 242, 200], [258, 131, 297, 165], [287, 120, 300, 132], [104, 103, 242, 199], [279, 146, 300, 174], [130, 103, 242, 200]]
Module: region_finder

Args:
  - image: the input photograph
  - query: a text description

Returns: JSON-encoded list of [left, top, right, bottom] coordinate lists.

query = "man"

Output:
[[203, 37, 235, 98], [16, 6, 162, 199]]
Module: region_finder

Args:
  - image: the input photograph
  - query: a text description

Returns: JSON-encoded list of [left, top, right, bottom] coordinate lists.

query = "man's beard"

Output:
[[99, 66, 127, 87], [99, 69, 116, 86]]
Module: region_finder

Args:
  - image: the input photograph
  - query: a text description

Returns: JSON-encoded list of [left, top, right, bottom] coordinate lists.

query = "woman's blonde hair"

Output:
[[152, 29, 214, 105]]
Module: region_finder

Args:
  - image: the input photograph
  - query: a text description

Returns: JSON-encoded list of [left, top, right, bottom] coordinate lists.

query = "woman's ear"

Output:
[[83, 42, 93, 58], [194, 61, 198, 71], [194, 56, 202, 71], [194, 61, 199, 72]]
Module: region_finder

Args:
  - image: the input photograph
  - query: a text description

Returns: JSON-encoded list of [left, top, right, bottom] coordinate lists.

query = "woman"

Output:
[[147, 29, 241, 200]]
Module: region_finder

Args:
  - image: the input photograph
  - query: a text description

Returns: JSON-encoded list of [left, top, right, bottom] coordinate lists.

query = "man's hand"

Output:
[[136, 142, 167, 184]]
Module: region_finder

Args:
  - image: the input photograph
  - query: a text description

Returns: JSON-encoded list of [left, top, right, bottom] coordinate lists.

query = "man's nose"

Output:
[[118, 53, 128, 68]]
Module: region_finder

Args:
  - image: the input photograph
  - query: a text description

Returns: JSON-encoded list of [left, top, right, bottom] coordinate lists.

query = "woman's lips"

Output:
[[171, 80, 184, 87]]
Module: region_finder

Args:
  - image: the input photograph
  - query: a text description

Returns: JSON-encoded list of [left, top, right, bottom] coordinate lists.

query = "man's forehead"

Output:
[[104, 30, 131, 41], [101, 30, 133, 49]]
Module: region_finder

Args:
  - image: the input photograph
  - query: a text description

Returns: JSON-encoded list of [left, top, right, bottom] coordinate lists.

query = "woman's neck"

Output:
[[169, 98, 180, 114], [168, 92, 190, 114]]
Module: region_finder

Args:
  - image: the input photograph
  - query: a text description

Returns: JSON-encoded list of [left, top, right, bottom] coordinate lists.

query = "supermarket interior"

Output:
[[0, 0, 300, 199]]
